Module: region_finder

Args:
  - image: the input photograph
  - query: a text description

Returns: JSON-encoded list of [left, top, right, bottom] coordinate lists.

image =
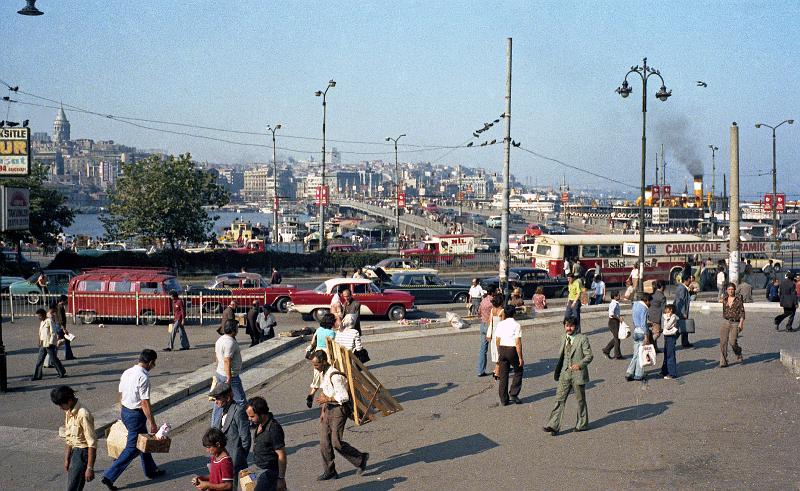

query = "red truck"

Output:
[[401, 234, 476, 265], [230, 239, 265, 254]]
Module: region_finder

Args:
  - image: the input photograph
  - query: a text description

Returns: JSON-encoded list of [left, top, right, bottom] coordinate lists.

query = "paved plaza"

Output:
[[2, 304, 799, 490]]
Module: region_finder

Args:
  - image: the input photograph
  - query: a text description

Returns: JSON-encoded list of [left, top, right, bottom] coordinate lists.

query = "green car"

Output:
[[380, 271, 471, 305], [8, 269, 77, 305]]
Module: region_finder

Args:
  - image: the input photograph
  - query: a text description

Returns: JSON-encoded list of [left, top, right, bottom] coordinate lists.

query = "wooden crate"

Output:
[[326, 338, 403, 425]]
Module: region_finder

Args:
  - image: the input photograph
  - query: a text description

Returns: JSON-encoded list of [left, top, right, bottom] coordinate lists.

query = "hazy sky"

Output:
[[4, 1, 799, 198]]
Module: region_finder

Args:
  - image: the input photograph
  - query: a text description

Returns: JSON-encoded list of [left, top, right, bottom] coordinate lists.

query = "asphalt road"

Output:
[[6, 309, 797, 490]]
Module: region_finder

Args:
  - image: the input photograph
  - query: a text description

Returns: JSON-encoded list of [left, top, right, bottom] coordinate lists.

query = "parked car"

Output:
[[1, 250, 40, 275], [327, 244, 360, 253], [524, 223, 547, 236], [480, 267, 568, 299], [287, 277, 414, 322], [546, 220, 567, 234], [186, 272, 297, 313], [475, 237, 500, 253], [368, 258, 438, 276], [374, 270, 471, 305], [1, 276, 26, 293], [486, 216, 502, 228], [68, 268, 182, 325], [8, 269, 78, 305]]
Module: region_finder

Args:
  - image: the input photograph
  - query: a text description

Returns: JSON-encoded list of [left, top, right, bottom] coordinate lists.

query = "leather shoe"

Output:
[[575, 426, 589, 432], [317, 471, 339, 481], [477, 372, 490, 377], [150, 469, 166, 478], [162, 348, 172, 352], [101, 477, 119, 491], [542, 426, 557, 436], [603, 351, 612, 360], [509, 396, 522, 405], [357, 453, 369, 475], [682, 343, 694, 348]]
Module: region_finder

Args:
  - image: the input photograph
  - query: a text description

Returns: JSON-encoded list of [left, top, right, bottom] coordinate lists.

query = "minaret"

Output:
[[53, 104, 71, 144]]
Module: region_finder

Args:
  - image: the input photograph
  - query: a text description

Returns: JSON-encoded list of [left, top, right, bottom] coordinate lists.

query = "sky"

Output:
[[3, 0, 799, 199]]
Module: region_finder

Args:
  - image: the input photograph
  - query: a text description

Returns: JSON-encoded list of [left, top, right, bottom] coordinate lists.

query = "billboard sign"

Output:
[[763, 193, 772, 211], [776, 193, 786, 212], [663, 185, 671, 198], [0, 127, 31, 176], [1, 186, 30, 231]]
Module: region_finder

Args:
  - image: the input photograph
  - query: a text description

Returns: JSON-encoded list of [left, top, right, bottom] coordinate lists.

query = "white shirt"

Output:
[[493, 318, 521, 347], [38, 318, 57, 347], [608, 299, 621, 319], [215, 335, 242, 377], [119, 364, 151, 410], [631, 266, 641, 280], [716, 271, 725, 286], [468, 285, 485, 299], [257, 312, 276, 331], [320, 365, 350, 404], [334, 328, 363, 351]]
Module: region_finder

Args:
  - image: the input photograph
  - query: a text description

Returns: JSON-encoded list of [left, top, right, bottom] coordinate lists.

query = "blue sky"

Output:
[[4, 0, 799, 198]]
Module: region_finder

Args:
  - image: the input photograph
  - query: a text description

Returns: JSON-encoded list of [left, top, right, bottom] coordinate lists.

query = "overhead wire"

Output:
[[515, 145, 639, 189]]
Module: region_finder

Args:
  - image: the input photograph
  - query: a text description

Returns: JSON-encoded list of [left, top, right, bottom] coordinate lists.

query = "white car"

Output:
[[486, 216, 502, 228]]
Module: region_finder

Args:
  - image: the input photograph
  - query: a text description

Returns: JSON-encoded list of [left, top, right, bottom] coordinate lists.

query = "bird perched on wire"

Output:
[[696, 81, 707, 87], [472, 132, 480, 137], [480, 141, 488, 147], [0, 121, 4, 128], [5, 121, 19, 127], [512, 140, 521, 148], [489, 139, 497, 145], [466, 142, 474, 147], [22, 119, 29, 127]]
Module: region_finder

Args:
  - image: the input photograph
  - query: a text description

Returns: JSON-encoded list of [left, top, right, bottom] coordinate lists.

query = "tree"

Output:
[[101, 153, 229, 253], [0, 161, 75, 249]]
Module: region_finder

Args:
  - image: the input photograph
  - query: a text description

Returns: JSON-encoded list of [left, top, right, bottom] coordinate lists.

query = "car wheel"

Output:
[[312, 308, 330, 323], [80, 311, 96, 324], [140, 310, 158, 325], [202, 302, 222, 314], [454, 292, 469, 304], [26, 292, 41, 305], [274, 297, 290, 313], [388, 304, 406, 321]]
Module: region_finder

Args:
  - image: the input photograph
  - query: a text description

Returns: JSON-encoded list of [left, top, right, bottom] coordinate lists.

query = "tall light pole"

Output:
[[314, 79, 336, 252], [708, 145, 718, 217], [385, 133, 406, 249], [617, 57, 671, 298], [755, 119, 794, 243], [267, 124, 282, 244]]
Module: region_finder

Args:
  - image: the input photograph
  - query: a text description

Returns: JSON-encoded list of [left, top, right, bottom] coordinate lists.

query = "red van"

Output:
[[68, 268, 181, 325]]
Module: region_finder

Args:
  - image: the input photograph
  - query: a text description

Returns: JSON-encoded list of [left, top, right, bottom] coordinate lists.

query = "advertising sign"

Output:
[[652, 185, 660, 199], [314, 185, 329, 206], [776, 193, 786, 212], [652, 206, 668, 224], [560, 192, 569, 204], [1, 186, 30, 231], [0, 127, 31, 176], [398, 192, 406, 208], [663, 185, 671, 198], [764, 194, 773, 212]]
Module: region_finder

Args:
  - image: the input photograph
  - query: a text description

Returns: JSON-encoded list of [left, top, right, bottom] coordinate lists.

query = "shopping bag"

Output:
[[678, 318, 696, 334], [106, 420, 128, 458], [617, 321, 631, 340], [638, 344, 657, 368]]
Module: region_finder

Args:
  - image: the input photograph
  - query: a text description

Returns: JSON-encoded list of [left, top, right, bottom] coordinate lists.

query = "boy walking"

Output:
[[32, 308, 67, 380], [51, 385, 96, 490]]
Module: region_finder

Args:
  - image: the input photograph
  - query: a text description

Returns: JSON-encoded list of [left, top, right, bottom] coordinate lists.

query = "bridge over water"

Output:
[[334, 199, 489, 236]]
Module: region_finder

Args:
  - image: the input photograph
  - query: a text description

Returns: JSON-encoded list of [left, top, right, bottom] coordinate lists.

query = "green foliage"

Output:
[[0, 162, 74, 247], [101, 154, 229, 251]]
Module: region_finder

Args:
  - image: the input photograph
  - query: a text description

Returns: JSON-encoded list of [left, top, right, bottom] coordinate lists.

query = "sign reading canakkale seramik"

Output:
[[0, 127, 31, 176]]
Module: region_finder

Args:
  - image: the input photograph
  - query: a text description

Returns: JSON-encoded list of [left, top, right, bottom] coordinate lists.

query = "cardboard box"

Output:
[[106, 420, 128, 459], [643, 279, 656, 294], [136, 434, 171, 453], [239, 469, 257, 491]]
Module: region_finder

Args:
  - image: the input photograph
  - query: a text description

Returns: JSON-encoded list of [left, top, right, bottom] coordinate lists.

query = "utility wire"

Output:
[[515, 145, 639, 189]]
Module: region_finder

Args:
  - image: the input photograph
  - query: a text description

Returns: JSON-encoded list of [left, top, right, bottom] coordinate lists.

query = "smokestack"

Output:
[[693, 175, 703, 207]]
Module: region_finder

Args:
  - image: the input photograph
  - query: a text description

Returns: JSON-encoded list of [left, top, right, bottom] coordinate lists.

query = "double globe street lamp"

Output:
[[267, 124, 282, 245], [315, 80, 336, 252], [385, 134, 406, 249], [616, 57, 672, 297], [755, 119, 794, 243]]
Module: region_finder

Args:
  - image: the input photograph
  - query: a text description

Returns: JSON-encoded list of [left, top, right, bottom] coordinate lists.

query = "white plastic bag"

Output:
[[445, 311, 467, 329], [638, 344, 657, 368], [617, 321, 631, 340]]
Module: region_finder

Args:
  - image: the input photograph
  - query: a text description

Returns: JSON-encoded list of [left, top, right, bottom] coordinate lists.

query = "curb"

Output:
[[780, 350, 800, 377]]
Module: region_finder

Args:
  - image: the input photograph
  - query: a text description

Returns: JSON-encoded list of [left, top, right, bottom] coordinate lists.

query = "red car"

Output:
[[288, 277, 414, 322], [187, 272, 296, 313], [525, 223, 546, 236]]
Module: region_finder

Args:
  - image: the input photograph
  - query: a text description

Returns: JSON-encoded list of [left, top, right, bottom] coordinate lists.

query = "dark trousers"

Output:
[[497, 346, 523, 405], [167, 321, 190, 350], [67, 447, 89, 491], [33, 345, 65, 379], [255, 468, 278, 491], [680, 331, 691, 347], [775, 307, 796, 330], [248, 327, 261, 347], [57, 327, 75, 359], [320, 405, 365, 475], [603, 318, 622, 358], [660, 334, 678, 377], [103, 407, 158, 483]]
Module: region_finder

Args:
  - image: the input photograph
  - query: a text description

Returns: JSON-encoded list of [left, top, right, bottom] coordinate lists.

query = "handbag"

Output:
[[617, 321, 631, 340], [678, 318, 696, 334], [354, 348, 370, 363], [638, 344, 657, 368], [304, 345, 315, 360]]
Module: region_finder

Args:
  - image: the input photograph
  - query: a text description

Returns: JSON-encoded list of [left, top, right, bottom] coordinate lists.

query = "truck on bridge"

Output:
[[401, 234, 476, 265]]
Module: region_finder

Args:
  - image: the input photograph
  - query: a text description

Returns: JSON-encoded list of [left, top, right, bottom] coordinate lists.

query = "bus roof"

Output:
[[533, 233, 703, 246]]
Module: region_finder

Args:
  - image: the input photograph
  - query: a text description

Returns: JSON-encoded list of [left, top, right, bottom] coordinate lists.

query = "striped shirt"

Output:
[[334, 328, 363, 351]]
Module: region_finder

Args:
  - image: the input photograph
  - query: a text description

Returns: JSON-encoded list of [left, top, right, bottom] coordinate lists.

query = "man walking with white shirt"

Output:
[[101, 349, 165, 490], [494, 305, 524, 406]]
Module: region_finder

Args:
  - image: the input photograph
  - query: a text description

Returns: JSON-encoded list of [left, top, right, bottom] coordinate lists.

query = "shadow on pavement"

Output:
[[284, 439, 318, 456], [392, 382, 457, 403], [367, 355, 443, 370], [691, 338, 720, 349], [679, 358, 718, 376], [520, 379, 604, 405], [589, 401, 673, 430], [365, 433, 498, 475], [276, 407, 319, 428], [338, 476, 408, 490], [120, 455, 208, 488], [741, 351, 779, 365], [522, 357, 558, 379]]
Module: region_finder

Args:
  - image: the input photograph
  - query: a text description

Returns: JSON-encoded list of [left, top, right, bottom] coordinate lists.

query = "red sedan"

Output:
[[288, 277, 415, 322]]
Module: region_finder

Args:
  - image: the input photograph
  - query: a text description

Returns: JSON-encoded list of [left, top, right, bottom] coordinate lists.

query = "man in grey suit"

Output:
[[543, 316, 593, 436], [210, 382, 251, 490], [673, 274, 694, 348], [774, 271, 798, 332]]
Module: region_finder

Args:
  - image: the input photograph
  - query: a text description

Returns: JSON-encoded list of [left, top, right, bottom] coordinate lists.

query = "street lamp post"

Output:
[[267, 124, 282, 244], [708, 145, 718, 217], [385, 134, 406, 250], [755, 119, 794, 244], [315, 80, 336, 252], [617, 57, 671, 298]]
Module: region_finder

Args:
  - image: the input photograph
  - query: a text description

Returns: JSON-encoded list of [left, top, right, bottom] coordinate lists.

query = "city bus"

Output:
[[529, 234, 704, 285]]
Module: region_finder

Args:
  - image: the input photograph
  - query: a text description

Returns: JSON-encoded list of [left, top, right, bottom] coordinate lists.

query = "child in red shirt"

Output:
[[193, 428, 234, 490]]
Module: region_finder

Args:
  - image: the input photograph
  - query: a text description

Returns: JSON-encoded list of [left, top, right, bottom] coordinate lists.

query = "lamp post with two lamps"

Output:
[[267, 124, 282, 245], [755, 119, 794, 244], [616, 57, 672, 298], [314, 80, 335, 252], [385, 134, 406, 250]]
